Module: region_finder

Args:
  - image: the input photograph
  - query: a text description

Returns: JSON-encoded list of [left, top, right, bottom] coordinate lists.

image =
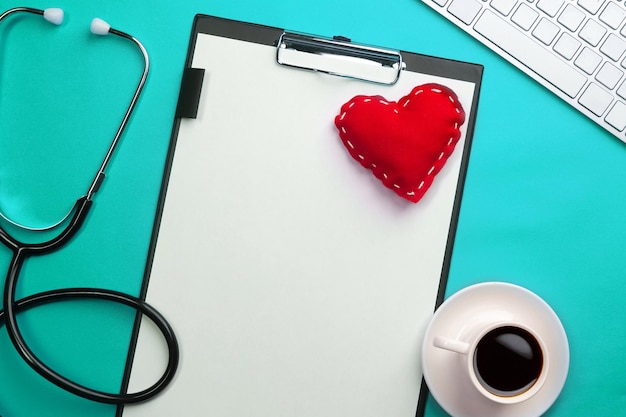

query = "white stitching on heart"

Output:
[[337, 85, 463, 199]]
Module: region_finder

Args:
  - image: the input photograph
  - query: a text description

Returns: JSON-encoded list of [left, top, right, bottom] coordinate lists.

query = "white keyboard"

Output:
[[422, 0, 626, 142]]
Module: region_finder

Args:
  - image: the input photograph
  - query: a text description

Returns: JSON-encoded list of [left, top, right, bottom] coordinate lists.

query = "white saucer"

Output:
[[422, 282, 569, 417]]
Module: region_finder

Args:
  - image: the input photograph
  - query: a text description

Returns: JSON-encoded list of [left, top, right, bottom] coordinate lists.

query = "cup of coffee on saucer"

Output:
[[422, 282, 569, 417]]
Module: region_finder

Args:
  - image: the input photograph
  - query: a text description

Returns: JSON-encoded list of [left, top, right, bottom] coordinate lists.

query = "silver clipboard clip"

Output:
[[276, 32, 404, 85]]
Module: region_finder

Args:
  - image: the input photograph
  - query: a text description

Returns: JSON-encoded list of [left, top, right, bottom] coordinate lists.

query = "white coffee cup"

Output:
[[432, 320, 549, 405]]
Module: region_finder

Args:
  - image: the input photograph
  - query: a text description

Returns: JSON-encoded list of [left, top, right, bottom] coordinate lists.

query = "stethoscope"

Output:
[[0, 7, 178, 405]]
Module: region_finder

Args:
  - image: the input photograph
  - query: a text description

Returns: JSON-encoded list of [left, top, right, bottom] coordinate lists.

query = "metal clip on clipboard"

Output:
[[276, 32, 404, 85], [176, 31, 404, 120]]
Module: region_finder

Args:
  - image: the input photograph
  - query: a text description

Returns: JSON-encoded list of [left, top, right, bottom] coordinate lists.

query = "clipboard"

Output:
[[120, 14, 482, 417]]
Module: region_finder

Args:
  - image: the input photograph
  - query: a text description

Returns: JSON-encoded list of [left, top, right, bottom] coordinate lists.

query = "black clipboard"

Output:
[[119, 14, 482, 417]]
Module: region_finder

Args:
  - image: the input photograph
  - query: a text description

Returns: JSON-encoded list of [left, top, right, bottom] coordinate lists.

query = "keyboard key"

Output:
[[491, 0, 519, 15], [448, 0, 483, 24], [579, 19, 608, 47], [511, 3, 539, 30], [575, 47, 603, 74], [599, 2, 626, 30], [474, 10, 587, 97], [618, 80, 626, 99], [605, 101, 626, 130], [433, 0, 450, 7], [596, 62, 623, 89], [533, 18, 560, 44], [554, 33, 581, 59], [537, 0, 564, 16], [577, 0, 606, 13], [600, 34, 626, 61], [579, 83, 613, 115], [557, 5, 586, 31]]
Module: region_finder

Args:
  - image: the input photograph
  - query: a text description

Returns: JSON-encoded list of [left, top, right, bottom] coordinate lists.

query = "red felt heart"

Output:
[[334, 83, 466, 203]]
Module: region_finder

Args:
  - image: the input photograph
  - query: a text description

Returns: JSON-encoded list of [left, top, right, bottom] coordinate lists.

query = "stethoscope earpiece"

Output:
[[42, 7, 63, 25], [38, 9, 113, 36], [90, 17, 110, 36]]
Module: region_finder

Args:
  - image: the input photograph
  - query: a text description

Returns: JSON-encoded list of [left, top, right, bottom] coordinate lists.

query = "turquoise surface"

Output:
[[1, 0, 625, 416]]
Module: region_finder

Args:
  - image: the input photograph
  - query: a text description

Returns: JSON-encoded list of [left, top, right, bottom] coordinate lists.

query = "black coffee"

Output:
[[474, 326, 543, 396]]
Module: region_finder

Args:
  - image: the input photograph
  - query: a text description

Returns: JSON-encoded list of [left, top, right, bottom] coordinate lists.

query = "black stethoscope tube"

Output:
[[0, 197, 179, 405], [1, 287, 179, 404], [0, 7, 179, 406]]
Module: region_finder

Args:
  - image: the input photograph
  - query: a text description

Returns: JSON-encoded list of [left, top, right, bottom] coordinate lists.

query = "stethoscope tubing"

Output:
[[0, 7, 179, 406], [0, 197, 179, 404], [2, 278, 180, 404]]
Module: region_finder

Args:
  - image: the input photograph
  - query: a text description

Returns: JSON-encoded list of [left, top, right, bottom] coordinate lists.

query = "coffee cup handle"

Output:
[[433, 336, 470, 355]]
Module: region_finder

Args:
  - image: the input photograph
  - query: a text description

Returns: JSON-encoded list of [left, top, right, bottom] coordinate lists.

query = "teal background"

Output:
[[1, 0, 625, 416]]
